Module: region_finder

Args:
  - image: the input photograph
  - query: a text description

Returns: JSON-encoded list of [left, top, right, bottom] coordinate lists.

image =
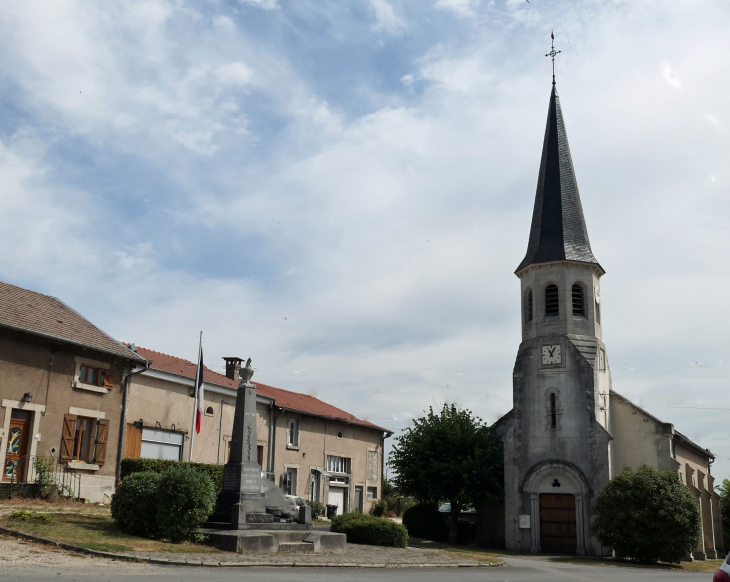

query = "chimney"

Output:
[[222, 357, 244, 382]]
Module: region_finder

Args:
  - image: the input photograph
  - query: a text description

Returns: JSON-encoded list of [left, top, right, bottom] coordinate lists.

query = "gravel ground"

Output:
[[0, 536, 162, 575]]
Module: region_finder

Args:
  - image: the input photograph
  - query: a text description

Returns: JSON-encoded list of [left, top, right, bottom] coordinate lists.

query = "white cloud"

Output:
[[239, 0, 279, 9], [369, 0, 407, 34], [434, 0, 480, 18], [215, 62, 254, 86]]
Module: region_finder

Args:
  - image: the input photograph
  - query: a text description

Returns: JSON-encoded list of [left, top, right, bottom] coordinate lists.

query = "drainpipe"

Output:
[[115, 359, 150, 488], [269, 404, 284, 482]]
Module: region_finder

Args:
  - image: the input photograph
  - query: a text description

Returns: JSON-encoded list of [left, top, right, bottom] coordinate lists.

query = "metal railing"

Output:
[[5, 455, 81, 500]]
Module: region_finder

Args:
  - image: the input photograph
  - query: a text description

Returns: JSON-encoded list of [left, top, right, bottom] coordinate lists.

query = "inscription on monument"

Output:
[[241, 462, 261, 494]]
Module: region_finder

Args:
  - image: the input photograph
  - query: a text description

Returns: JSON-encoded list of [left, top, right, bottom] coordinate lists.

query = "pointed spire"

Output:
[[516, 84, 601, 274]]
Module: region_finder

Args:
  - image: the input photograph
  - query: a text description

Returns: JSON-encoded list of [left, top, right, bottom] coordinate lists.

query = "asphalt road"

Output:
[[0, 558, 712, 582]]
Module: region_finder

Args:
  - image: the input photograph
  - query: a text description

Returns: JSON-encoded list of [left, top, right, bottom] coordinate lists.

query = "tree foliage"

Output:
[[155, 465, 216, 542], [593, 464, 701, 564], [718, 477, 730, 548], [388, 404, 503, 543]]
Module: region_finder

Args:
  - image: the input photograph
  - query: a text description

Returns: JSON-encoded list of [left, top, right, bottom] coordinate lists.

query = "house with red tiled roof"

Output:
[[123, 345, 392, 516], [0, 281, 147, 503]]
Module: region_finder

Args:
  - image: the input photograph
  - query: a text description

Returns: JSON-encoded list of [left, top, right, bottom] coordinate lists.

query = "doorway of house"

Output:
[[354, 486, 363, 513], [539, 493, 576, 553], [328, 487, 346, 516], [4, 410, 32, 482]]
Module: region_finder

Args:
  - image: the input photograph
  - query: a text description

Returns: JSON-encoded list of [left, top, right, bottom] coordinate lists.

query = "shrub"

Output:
[[34, 455, 58, 500], [307, 500, 325, 520], [593, 464, 701, 564], [8, 510, 50, 522], [120, 458, 223, 493], [718, 478, 730, 547], [111, 471, 161, 538], [331, 513, 408, 547], [370, 499, 387, 517], [402, 503, 447, 541], [155, 465, 216, 542]]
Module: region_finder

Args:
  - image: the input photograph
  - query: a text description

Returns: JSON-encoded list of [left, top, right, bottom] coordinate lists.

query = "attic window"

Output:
[[337, 431, 343, 439], [205, 406, 214, 416], [572, 284, 585, 317], [525, 288, 533, 324], [545, 285, 559, 317]]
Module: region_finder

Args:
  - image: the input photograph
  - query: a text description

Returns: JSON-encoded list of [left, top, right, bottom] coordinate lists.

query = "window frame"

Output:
[[367, 486, 377, 499], [326, 454, 351, 474], [71, 416, 97, 463], [571, 283, 586, 318], [544, 284, 560, 318], [287, 418, 299, 448], [525, 288, 534, 324]]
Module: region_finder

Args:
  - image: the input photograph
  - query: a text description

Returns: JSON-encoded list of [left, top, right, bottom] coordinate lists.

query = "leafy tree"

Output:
[[592, 464, 701, 564], [718, 477, 730, 548], [382, 478, 397, 498], [388, 404, 503, 543]]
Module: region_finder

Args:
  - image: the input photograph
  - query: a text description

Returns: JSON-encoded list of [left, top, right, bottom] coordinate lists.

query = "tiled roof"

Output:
[[133, 346, 388, 433], [0, 280, 146, 362], [516, 83, 602, 274]]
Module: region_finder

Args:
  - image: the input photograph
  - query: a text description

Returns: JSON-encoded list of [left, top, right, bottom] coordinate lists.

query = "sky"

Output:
[[0, 0, 728, 480]]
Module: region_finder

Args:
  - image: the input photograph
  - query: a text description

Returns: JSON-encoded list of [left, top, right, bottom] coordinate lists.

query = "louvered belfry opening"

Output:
[[545, 284, 559, 317], [572, 284, 585, 317], [526, 289, 534, 323]]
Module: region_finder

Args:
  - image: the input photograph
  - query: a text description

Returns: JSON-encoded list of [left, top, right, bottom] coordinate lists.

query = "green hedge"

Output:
[[111, 471, 160, 538], [120, 458, 224, 493], [155, 465, 216, 542], [331, 513, 408, 547], [402, 503, 447, 541]]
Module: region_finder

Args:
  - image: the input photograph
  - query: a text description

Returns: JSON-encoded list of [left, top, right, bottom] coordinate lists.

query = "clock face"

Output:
[[542, 345, 562, 365]]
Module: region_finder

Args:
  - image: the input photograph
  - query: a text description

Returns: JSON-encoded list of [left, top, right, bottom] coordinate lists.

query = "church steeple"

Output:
[[515, 84, 601, 274]]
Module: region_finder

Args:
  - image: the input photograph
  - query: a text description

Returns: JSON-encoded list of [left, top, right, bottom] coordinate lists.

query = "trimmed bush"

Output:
[[402, 503, 447, 541], [370, 499, 387, 517], [34, 455, 58, 500], [331, 513, 408, 547], [593, 464, 701, 564], [120, 458, 223, 493], [155, 465, 216, 542], [111, 471, 161, 538], [307, 500, 325, 520]]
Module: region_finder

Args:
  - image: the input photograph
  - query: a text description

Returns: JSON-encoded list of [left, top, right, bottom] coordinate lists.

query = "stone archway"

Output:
[[522, 461, 590, 555]]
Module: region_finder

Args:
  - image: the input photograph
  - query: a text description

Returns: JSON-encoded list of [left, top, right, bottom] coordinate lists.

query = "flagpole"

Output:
[[189, 331, 202, 462]]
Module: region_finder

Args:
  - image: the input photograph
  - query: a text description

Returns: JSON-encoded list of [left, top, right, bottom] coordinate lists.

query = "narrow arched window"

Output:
[[595, 296, 601, 325], [550, 393, 557, 429], [525, 288, 533, 323], [572, 284, 585, 317], [544, 284, 559, 317]]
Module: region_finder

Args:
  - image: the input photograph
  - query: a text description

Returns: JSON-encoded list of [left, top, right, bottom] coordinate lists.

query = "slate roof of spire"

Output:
[[516, 84, 602, 273]]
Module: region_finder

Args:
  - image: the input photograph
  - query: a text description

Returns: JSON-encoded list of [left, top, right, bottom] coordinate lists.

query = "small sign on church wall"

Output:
[[519, 514, 531, 529]]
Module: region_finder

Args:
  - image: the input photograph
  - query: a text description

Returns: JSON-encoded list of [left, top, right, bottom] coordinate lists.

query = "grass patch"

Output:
[[0, 511, 223, 555], [549, 555, 724, 573]]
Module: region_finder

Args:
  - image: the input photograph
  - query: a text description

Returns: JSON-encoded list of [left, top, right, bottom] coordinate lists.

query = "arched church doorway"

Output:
[[522, 461, 589, 555], [539, 493, 576, 553]]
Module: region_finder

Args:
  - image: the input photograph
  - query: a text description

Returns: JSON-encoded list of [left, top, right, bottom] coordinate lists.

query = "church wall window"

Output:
[[544, 284, 559, 318], [571, 283, 585, 317], [525, 288, 533, 324], [595, 297, 601, 325], [550, 393, 556, 429]]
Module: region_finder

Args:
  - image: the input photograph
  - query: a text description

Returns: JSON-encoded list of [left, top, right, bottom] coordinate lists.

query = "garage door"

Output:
[[328, 488, 345, 515]]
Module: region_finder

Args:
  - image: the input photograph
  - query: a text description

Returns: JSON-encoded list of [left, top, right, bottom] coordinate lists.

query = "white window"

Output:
[[140, 429, 183, 461], [287, 418, 299, 447], [326, 455, 350, 474], [367, 486, 377, 499]]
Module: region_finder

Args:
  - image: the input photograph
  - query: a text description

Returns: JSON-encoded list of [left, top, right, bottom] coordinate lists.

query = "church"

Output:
[[492, 71, 725, 559]]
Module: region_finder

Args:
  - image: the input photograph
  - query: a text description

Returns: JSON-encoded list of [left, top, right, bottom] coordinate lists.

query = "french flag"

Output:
[[194, 346, 205, 434]]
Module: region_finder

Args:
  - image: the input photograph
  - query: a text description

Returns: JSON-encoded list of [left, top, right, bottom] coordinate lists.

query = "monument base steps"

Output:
[[201, 528, 346, 554], [278, 541, 314, 554]]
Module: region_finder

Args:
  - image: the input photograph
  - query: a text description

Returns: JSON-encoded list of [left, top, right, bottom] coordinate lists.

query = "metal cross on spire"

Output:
[[545, 31, 561, 85]]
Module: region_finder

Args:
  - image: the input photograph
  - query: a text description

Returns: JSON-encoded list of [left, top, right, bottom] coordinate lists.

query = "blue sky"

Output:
[[1, 0, 729, 479]]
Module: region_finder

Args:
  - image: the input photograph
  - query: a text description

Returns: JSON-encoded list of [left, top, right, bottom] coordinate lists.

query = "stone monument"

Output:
[[211, 358, 272, 527]]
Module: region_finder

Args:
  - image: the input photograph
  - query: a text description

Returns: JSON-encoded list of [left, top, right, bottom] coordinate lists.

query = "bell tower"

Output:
[[497, 49, 613, 556]]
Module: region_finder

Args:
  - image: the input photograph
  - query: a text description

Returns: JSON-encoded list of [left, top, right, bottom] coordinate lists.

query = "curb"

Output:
[[0, 527, 504, 568]]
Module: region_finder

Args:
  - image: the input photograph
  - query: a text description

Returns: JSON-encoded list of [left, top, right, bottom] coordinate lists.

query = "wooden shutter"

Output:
[[124, 424, 142, 459], [102, 369, 114, 390], [60, 414, 76, 461], [94, 419, 110, 466]]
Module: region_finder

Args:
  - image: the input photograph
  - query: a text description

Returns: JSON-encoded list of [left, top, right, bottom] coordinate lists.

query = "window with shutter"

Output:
[[60, 414, 76, 461], [94, 419, 110, 466], [571, 284, 585, 317], [545, 284, 559, 317], [102, 370, 114, 390]]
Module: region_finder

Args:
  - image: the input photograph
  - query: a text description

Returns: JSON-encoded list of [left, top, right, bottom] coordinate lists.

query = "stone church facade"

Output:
[[493, 82, 725, 559]]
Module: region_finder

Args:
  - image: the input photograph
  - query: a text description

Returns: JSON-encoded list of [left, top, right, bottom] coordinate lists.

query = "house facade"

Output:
[[494, 81, 724, 560], [0, 281, 147, 502], [123, 346, 390, 515]]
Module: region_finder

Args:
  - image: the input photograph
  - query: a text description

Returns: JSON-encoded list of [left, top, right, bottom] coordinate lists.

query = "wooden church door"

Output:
[[539, 493, 577, 553]]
